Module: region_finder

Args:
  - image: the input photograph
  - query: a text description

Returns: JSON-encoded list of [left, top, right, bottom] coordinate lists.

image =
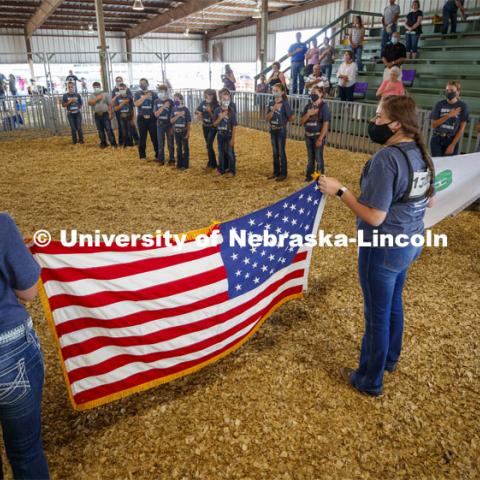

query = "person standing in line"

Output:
[[154, 84, 175, 166], [430, 81, 469, 156], [405, 1, 423, 59], [300, 85, 330, 180], [170, 92, 191, 170], [0, 213, 50, 480], [287, 32, 308, 95], [196, 89, 219, 170], [62, 81, 84, 144], [112, 76, 133, 147], [88, 81, 117, 149], [349, 16, 365, 72], [266, 83, 294, 182], [318, 95, 435, 397], [337, 50, 358, 102], [113, 83, 135, 148], [134, 78, 158, 160], [213, 90, 237, 177], [381, 0, 401, 54]]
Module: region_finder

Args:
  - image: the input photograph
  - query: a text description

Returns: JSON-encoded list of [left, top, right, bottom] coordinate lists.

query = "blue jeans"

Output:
[[305, 135, 325, 178], [405, 33, 421, 53], [430, 134, 459, 157], [217, 135, 235, 174], [442, 2, 458, 34], [203, 125, 217, 169], [137, 115, 158, 159], [0, 322, 49, 479], [157, 123, 174, 163], [174, 130, 189, 168], [270, 128, 288, 176], [67, 113, 83, 144], [339, 85, 355, 102], [352, 45, 363, 71], [320, 64, 333, 85], [352, 245, 422, 395], [94, 112, 117, 147], [119, 115, 133, 147], [290, 61, 305, 95], [381, 23, 397, 55]]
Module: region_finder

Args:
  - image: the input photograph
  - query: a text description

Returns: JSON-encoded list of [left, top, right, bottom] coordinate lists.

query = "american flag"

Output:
[[33, 182, 325, 410]]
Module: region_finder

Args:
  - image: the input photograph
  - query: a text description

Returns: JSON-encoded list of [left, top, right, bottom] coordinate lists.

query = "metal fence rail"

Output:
[[1, 91, 479, 155]]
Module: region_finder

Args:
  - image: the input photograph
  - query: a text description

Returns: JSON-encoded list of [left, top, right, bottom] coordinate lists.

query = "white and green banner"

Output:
[[425, 152, 480, 228]]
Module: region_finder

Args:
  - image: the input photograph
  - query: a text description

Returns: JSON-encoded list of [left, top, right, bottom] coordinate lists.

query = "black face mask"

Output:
[[445, 91, 457, 100], [310, 94, 319, 102], [368, 120, 395, 144]]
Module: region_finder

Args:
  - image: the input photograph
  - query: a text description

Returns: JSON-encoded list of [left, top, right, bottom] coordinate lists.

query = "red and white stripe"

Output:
[[34, 237, 310, 408]]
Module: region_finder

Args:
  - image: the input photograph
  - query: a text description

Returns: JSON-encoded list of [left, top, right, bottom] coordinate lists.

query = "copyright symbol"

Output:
[[33, 230, 51, 247]]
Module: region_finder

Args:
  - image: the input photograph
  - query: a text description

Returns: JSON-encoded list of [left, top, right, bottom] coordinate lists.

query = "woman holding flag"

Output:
[[318, 96, 435, 396]]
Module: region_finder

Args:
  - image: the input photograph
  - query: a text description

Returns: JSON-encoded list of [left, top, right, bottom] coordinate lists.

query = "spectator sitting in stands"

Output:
[[305, 64, 329, 93], [381, 32, 406, 81], [376, 66, 405, 98]]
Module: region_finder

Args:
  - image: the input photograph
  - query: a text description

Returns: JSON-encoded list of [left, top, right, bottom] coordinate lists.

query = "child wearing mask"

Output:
[[300, 85, 331, 180], [62, 81, 84, 144], [154, 85, 175, 166], [134, 78, 158, 160], [170, 92, 191, 169], [88, 81, 117, 148], [113, 83, 134, 147], [196, 89, 219, 170], [266, 83, 293, 181], [213, 91, 237, 177]]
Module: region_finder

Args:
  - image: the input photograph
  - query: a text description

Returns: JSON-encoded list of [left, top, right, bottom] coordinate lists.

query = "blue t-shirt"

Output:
[[268, 98, 293, 129], [214, 106, 237, 137], [62, 92, 82, 114], [114, 96, 133, 115], [154, 98, 174, 126], [301, 101, 331, 134], [357, 142, 429, 241], [288, 42, 308, 63], [134, 90, 158, 117], [196, 100, 217, 126], [172, 105, 191, 131], [431, 99, 469, 136], [0, 214, 40, 332]]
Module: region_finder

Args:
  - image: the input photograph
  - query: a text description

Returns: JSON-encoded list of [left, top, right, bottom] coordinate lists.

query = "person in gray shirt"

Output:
[[88, 81, 117, 148], [381, 0, 401, 54]]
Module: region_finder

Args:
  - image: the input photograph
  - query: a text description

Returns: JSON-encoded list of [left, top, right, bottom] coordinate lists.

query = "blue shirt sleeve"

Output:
[[2, 214, 40, 291], [213, 106, 221, 121], [134, 91, 141, 102], [460, 102, 469, 122], [358, 151, 397, 212], [231, 111, 238, 127], [322, 103, 331, 122], [430, 101, 441, 120], [77, 94, 83, 106], [284, 101, 293, 118], [186, 108, 192, 123], [62, 94, 67, 104]]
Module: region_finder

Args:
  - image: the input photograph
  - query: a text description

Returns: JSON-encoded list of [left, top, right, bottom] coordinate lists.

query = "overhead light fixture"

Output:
[[252, 1, 262, 19], [133, 0, 145, 11]]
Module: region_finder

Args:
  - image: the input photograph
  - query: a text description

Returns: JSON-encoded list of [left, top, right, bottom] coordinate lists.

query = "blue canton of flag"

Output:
[[219, 181, 324, 299]]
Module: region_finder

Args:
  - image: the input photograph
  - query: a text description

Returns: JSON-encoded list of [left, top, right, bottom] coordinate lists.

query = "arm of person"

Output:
[[382, 15, 386, 28], [213, 111, 224, 127], [15, 284, 38, 302], [411, 15, 423, 30], [392, 11, 400, 23], [382, 56, 390, 67], [265, 108, 274, 122], [113, 100, 122, 112], [446, 121, 467, 154], [230, 125, 236, 147], [87, 95, 97, 106], [316, 121, 329, 147], [392, 56, 406, 66], [376, 80, 387, 97], [279, 72, 287, 87], [186, 121, 191, 139], [134, 94, 147, 107], [431, 107, 461, 129], [229, 73, 236, 84]]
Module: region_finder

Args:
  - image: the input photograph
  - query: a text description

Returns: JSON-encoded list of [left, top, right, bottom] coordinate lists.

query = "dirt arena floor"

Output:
[[1, 124, 479, 479]]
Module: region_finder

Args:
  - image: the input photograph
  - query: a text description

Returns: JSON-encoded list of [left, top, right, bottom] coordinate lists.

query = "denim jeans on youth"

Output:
[[305, 135, 325, 178], [290, 61, 305, 95], [119, 116, 133, 147], [203, 125, 217, 169], [217, 135, 235, 174], [94, 112, 116, 147], [270, 128, 288, 177], [157, 123, 174, 163], [0, 322, 49, 479], [430, 134, 459, 157], [351, 244, 422, 395], [320, 64, 333, 85], [174, 130, 189, 168], [137, 115, 158, 159], [67, 113, 83, 144]]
